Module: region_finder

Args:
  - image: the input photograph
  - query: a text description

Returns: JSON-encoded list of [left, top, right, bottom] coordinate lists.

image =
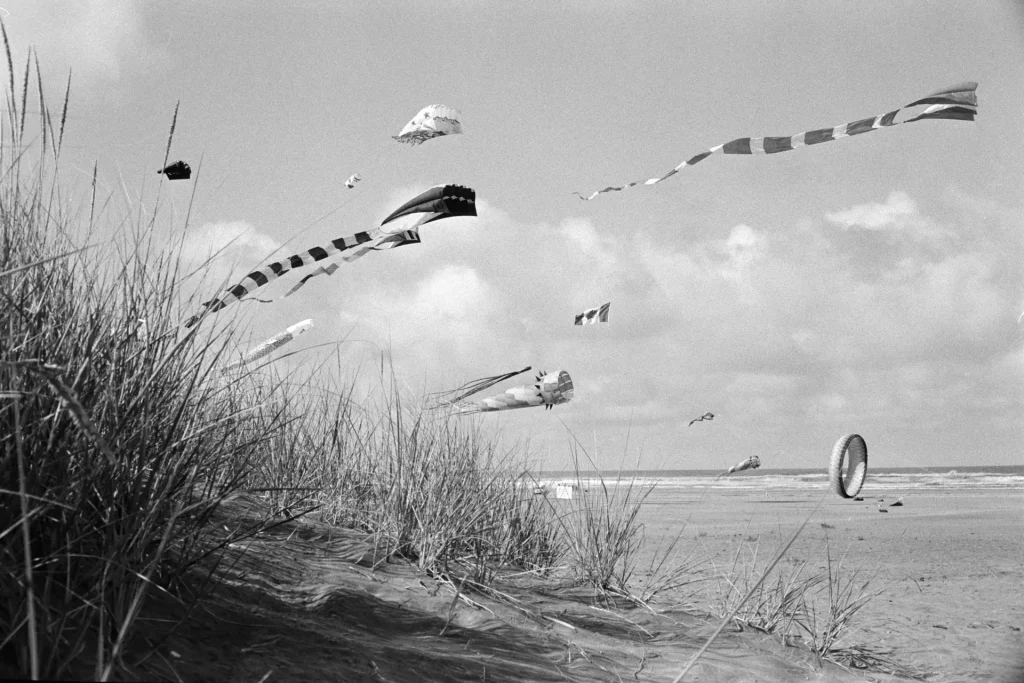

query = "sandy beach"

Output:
[[636, 484, 1024, 682], [112, 484, 1022, 683]]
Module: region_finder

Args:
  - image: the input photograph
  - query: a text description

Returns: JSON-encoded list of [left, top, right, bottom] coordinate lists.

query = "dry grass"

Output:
[[0, 47, 568, 679]]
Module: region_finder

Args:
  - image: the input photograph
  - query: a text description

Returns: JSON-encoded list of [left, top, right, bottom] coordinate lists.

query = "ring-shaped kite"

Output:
[[829, 433, 868, 498]]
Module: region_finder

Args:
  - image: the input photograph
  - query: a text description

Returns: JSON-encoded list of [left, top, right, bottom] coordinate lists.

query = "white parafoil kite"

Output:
[[345, 173, 361, 189], [223, 319, 313, 371], [431, 367, 574, 414], [719, 455, 761, 477], [829, 434, 868, 498], [393, 104, 463, 145]]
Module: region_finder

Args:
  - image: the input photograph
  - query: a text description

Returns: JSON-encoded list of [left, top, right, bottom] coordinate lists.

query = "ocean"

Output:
[[533, 465, 1024, 492]]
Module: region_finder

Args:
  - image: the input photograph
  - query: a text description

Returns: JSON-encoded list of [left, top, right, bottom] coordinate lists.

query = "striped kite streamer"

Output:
[[574, 302, 610, 325], [574, 82, 978, 200], [186, 185, 475, 326], [186, 230, 376, 325], [264, 230, 421, 302]]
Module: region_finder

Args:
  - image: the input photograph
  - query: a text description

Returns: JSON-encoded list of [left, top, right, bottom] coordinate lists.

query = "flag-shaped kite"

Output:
[[186, 185, 476, 324], [574, 302, 610, 325], [575, 82, 978, 200]]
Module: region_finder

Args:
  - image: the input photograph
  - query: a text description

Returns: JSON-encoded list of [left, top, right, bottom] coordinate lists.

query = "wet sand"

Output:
[[636, 485, 1024, 682]]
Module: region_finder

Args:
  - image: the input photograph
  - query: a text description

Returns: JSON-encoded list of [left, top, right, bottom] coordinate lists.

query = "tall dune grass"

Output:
[[0, 49, 564, 679]]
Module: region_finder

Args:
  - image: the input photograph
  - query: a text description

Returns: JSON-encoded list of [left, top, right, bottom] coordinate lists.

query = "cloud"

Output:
[[180, 220, 282, 293], [824, 191, 919, 230], [4, 1, 153, 84], [247, 187, 1020, 468]]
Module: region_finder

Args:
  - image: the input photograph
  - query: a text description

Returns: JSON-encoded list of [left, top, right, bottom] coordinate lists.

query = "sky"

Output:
[[6, 1, 1023, 471]]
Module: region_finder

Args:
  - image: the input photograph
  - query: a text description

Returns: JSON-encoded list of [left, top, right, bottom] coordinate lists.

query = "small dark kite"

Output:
[[688, 411, 714, 427], [158, 160, 191, 180]]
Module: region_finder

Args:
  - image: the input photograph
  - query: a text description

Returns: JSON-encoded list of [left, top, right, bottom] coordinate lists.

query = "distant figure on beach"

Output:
[[889, 497, 904, 507], [878, 502, 888, 513], [718, 455, 760, 477], [689, 411, 714, 427]]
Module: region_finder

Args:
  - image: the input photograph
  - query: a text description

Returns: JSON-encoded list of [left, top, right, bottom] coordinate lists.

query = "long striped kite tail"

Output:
[[575, 82, 978, 201], [428, 366, 533, 408], [184, 230, 378, 326]]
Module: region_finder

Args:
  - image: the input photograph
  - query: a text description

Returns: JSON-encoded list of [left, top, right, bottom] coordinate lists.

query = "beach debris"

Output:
[[854, 497, 864, 501], [430, 367, 574, 414], [345, 173, 361, 189], [554, 483, 577, 499], [877, 503, 888, 513], [688, 411, 714, 427], [829, 433, 868, 498], [157, 160, 191, 180], [575, 82, 979, 200], [719, 455, 761, 477], [393, 104, 463, 145], [574, 302, 610, 325], [222, 319, 313, 371], [889, 497, 904, 507], [187, 184, 476, 323]]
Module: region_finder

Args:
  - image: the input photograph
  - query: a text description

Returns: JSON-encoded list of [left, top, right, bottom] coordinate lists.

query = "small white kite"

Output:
[[393, 104, 463, 145], [719, 455, 761, 477], [222, 319, 313, 371], [345, 173, 361, 189]]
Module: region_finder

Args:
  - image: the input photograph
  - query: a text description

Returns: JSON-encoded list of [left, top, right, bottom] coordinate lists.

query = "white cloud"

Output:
[[180, 220, 281, 291], [824, 191, 919, 230], [5, 0, 152, 84]]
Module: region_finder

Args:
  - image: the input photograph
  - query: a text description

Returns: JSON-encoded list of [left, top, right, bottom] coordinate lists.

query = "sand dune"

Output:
[[117, 487, 1024, 682]]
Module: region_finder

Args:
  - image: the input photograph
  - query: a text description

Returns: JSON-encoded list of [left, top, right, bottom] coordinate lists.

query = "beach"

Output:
[[633, 478, 1024, 682], [111, 474, 1022, 683]]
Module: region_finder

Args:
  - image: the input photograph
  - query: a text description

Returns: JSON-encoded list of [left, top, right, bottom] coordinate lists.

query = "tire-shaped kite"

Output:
[[829, 434, 867, 498]]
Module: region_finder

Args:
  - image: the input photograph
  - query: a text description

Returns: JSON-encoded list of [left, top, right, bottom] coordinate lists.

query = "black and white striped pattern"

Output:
[[574, 302, 610, 325], [191, 230, 377, 322], [187, 185, 476, 326], [277, 230, 421, 300], [575, 83, 978, 200]]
